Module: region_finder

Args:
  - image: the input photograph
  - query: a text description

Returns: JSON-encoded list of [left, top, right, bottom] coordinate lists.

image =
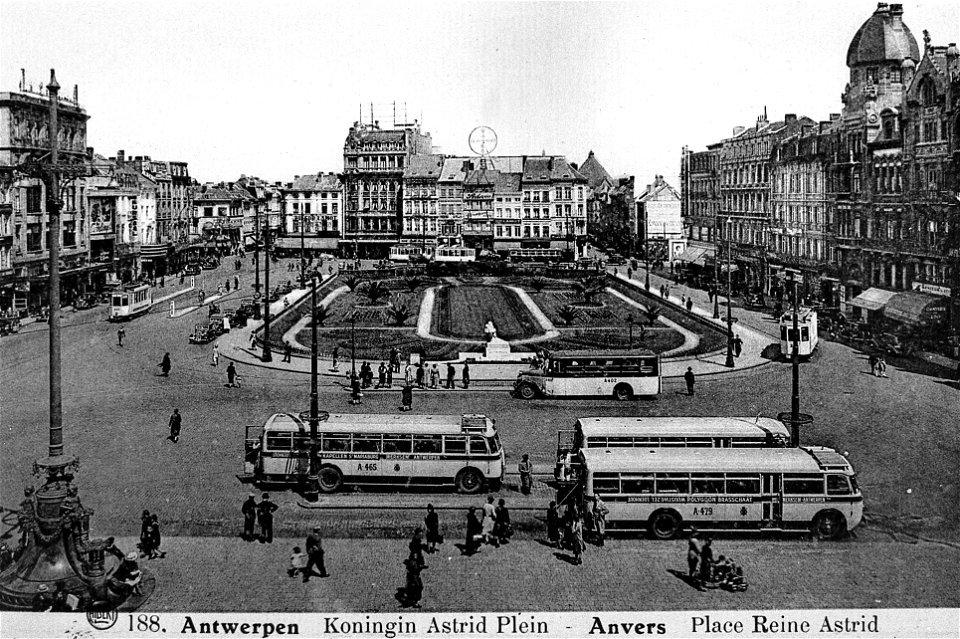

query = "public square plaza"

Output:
[[2, 257, 958, 612]]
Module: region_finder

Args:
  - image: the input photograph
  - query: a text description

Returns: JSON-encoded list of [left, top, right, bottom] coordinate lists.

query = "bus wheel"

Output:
[[811, 510, 846, 540], [613, 384, 634, 401], [517, 383, 538, 400], [456, 468, 484, 495], [317, 465, 343, 493], [649, 510, 682, 540]]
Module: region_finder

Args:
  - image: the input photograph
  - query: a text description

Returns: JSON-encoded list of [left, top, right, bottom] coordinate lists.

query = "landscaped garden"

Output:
[[265, 272, 727, 361]]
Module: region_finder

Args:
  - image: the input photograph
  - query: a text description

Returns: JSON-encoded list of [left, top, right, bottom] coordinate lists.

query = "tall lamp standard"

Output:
[[643, 218, 651, 291], [300, 201, 306, 287], [713, 233, 721, 319], [304, 274, 320, 501], [725, 217, 735, 368], [261, 216, 273, 362]]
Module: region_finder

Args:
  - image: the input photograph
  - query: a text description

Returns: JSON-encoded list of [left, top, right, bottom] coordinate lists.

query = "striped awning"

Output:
[[883, 291, 948, 326]]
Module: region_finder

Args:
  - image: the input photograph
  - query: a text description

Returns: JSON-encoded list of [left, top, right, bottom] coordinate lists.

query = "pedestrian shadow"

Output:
[[667, 568, 702, 591], [535, 539, 557, 549], [454, 543, 479, 556], [553, 551, 579, 565], [674, 391, 692, 396]]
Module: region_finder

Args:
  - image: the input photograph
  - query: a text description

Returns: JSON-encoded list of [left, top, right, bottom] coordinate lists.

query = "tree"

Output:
[[645, 304, 661, 327], [343, 275, 362, 292], [312, 304, 330, 327], [404, 276, 422, 293], [387, 303, 413, 326], [558, 305, 579, 326], [364, 280, 389, 305], [530, 277, 549, 293], [572, 276, 605, 305]]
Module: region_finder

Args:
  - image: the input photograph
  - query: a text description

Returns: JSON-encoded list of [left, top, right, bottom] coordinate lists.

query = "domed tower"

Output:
[[842, 3, 920, 142]]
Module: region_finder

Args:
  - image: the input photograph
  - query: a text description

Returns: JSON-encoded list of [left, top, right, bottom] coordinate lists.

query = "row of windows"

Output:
[[287, 191, 337, 199], [549, 357, 659, 376], [290, 202, 339, 215], [264, 431, 498, 455], [290, 217, 339, 233], [592, 472, 853, 496]]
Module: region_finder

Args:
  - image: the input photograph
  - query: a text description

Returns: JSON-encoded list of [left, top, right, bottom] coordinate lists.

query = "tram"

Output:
[[109, 284, 152, 321]]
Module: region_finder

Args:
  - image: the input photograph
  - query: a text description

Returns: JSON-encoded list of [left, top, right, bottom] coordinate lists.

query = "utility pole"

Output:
[[262, 216, 273, 362], [725, 218, 735, 368], [305, 274, 320, 501]]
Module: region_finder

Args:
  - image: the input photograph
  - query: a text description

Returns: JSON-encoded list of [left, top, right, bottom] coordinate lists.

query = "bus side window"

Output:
[[322, 433, 350, 452], [725, 474, 761, 494], [621, 475, 654, 494], [655, 473, 689, 494], [383, 435, 412, 453], [691, 476, 724, 493], [783, 474, 824, 494], [826, 475, 852, 495], [352, 434, 381, 453], [413, 435, 442, 454], [444, 436, 467, 454], [469, 436, 488, 455], [592, 472, 620, 494], [266, 432, 293, 451]]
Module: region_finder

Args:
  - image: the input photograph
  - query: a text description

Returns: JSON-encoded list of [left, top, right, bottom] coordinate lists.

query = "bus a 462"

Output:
[[243, 412, 505, 494], [514, 349, 661, 401], [577, 445, 861, 540]]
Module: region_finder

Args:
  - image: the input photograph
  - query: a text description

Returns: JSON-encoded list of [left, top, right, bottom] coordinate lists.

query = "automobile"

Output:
[[873, 332, 913, 357], [201, 257, 220, 270], [0, 316, 21, 336], [183, 264, 201, 276], [317, 253, 337, 261], [607, 253, 626, 265]]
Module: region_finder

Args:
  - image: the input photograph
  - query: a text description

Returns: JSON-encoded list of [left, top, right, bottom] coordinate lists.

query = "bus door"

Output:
[[555, 429, 577, 478], [761, 473, 783, 528], [244, 426, 264, 476]]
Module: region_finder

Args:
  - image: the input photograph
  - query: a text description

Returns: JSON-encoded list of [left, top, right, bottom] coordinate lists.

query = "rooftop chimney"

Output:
[[73, 84, 78, 103], [117, 150, 125, 164], [785, 114, 798, 124]]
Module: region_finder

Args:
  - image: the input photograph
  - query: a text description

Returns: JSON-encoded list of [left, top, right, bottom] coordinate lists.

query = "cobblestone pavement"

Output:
[[2, 257, 959, 611], [120, 535, 959, 612]]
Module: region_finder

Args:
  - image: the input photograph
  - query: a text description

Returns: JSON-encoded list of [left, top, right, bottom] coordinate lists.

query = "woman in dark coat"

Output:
[[424, 504, 441, 553], [494, 498, 512, 545], [464, 506, 482, 555], [546, 501, 560, 547]]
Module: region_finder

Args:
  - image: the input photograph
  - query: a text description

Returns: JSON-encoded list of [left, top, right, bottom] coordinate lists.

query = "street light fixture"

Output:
[[725, 217, 735, 368], [261, 216, 273, 362], [305, 274, 320, 501]]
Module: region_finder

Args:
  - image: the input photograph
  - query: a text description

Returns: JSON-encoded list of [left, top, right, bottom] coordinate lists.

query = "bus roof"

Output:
[[545, 349, 657, 359], [263, 412, 495, 435], [574, 417, 790, 439], [580, 446, 852, 474]]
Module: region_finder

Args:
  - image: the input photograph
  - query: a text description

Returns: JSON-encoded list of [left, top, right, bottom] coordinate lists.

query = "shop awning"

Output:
[[883, 291, 948, 326], [676, 246, 707, 265], [272, 237, 339, 250], [848, 287, 897, 311]]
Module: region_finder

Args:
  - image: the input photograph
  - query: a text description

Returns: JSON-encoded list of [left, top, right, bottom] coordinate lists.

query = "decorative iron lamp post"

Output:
[[261, 215, 273, 362], [725, 217, 735, 368], [0, 70, 148, 612]]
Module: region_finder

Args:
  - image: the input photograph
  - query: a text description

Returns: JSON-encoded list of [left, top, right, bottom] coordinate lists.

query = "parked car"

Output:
[[872, 332, 913, 357], [0, 316, 21, 336], [183, 264, 201, 276], [607, 253, 626, 265]]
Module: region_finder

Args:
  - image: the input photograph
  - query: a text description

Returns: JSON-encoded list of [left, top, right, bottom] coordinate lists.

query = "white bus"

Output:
[[243, 412, 505, 494], [578, 446, 862, 540], [779, 307, 819, 359], [434, 246, 476, 263], [389, 244, 427, 263], [514, 350, 661, 401], [555, 416, 791, 479], [109, 284, 152, 321]]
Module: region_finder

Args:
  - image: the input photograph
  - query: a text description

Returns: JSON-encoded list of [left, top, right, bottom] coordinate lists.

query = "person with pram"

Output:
[[686, 532, 747, 591]]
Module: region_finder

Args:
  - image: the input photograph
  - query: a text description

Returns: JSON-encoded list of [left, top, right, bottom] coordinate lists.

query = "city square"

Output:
[[1, 0, 959, 634]]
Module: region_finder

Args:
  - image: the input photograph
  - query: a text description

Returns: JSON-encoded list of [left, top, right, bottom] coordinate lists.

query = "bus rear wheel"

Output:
[[613, 384, 634, 401], [649, 510, 682, 540], [517, 383, 538, 400], [811, 510, 846, 540], [456, 468, 484, 495], [317, 466, 343, 493]]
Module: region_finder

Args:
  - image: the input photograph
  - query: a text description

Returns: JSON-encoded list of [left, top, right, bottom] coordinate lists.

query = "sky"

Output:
[[2, 0, 958, 189]]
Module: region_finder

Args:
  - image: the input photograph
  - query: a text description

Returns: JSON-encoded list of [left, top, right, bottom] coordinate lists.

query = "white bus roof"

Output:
[[263, 413, 494, 435], [580, 446, 852, 474], [574, 417, 790, 439]]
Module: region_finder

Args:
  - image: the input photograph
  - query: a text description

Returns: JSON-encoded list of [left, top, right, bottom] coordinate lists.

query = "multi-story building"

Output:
[[341, 120, 433, 258], [492, 169, 523, 251], [580, 151, 634, 256], [401, 154, 443, 251], [636, 176, 683, 264], [437, 157, 470, 242], [276, 172, 342, 257], [680, 143, 721, 245], [0, 80, 92, 312], [193, 182, 254, 250]]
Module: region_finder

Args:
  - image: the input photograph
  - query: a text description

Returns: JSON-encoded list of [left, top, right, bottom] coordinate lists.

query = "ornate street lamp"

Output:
[[0, 70, 147, 612], [304, 274, 320, 501], [261, 216, 273, 362], [725, 217, 735, 368]]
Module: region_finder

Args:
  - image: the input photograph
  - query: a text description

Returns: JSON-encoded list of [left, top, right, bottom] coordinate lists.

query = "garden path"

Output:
[[284, 285, 349, 349], [605, 287, 700, 357]]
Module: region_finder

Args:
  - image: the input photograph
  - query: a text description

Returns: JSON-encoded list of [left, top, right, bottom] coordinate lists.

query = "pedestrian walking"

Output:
[[401, 557, 425, 608], [256, 493, 278, 543], [408, 529, 426, 568], [494, 499, 512, 545], [733, 334, 743, 358], [211, 343, 220, 367], [148, 514, 164, 558], [386, 363, 393, 388], [241, 494, 258, 541], [518, 453, 533, 495], [400, 383, 413, 411], [708, 287, 714, 303], [869, 353, 879, 376], [877, 355, 888, 378], [424, 504, 442, 553], [226, 362, 237, 387], [462, 362, 470, 389], [686, 297, 694, 312], [481, 496, 497, 546], [699, 537, 714, 583], [158, 352, 171, 377], [282, 339, 292, 363], [225, 279, 231, 293], [304, 527, 328, 580], [546, 501, 560, 548], [404, 363, 413, 386], [331, 346, 340, 370], [570, 515, 585, 565], [627, 267, 633, 279], [429, 364, 440, 389], [415, 362, 425, 388], [593, 496, 609, 546], [167, 409, 181, 443], [684, 366, 696, 396], [117, 327, 125, 347], [445, 363, 455, 389], [249, 331, 257, 347], [234, 275, 240, 291], [390, 347, 400, 373], [287, 546, 307, 578], [139, 510, 153, 557], [687, 528, 702, 581], [681, 295, 686, 308], [377, 362, 387, 388], [464, 506, 482, 556], [350, 373, 363, 405]]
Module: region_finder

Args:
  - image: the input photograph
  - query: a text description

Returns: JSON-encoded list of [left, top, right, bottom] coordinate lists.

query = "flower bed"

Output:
[[431, 285, 541, 340], [536, 327, 684, 352]]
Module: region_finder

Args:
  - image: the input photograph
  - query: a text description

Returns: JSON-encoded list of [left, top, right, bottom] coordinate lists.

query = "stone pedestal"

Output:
[[484, 336, 512, 359]]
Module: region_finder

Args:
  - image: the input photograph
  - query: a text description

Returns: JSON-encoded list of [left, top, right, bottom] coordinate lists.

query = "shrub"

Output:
[[645, 305, 661, 326], [573, 276, 605, 305], [343, 275, 362, 292], [558, 305, 579, 326], [364, 280, 389, 305], [387, 304, 413, 327]]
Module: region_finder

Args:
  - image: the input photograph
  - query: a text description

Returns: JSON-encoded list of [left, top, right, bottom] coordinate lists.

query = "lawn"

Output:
[[431, 285, 541, 340], [536, 327, 685, 352], [530, 289, 655, 327]]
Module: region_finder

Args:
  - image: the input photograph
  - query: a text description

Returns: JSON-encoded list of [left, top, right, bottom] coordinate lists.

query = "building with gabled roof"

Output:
[[275, 172, 342, 256]]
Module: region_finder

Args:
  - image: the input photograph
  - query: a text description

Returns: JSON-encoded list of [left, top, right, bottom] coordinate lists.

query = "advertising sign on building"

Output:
[[88, 199, 115, 235], [912, 282, 951, 297]]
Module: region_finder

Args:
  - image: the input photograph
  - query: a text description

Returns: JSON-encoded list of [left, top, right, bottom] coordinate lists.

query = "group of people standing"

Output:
[[463, 496, 513, 555], [545, 497, 608, 565], [241, 493, 279, 543], [686, 528, 747, 591], [139, 510, 165, 560]]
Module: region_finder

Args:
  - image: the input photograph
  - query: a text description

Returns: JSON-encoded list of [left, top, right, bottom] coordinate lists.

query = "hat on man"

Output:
[[126, 552, 138, 561]]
